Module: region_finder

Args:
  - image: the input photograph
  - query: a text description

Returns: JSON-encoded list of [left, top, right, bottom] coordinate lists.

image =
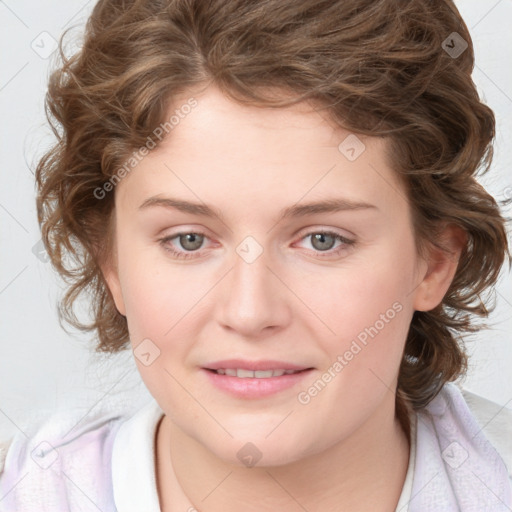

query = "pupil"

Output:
[[181, 233, 203, 250], [313, 233, 334, 251]]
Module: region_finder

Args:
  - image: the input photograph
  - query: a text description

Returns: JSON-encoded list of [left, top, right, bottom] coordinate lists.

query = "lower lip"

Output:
[[202, 369, 313, 399]]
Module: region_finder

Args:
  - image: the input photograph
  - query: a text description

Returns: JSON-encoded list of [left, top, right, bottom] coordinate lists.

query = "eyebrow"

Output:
[[139, 196, 377, 223]]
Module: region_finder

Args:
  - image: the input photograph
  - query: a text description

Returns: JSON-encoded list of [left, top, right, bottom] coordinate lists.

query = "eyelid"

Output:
[[295, 224, 354, 240]]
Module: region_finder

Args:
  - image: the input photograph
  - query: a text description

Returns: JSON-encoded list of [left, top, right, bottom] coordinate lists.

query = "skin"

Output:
[[102, 84, 463, 511]]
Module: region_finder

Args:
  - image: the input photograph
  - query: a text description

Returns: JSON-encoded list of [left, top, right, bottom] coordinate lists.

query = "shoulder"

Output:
[[0, 404, 132, 511], [420, 382, 512, 479], [0, 439, 11, 473], [409, 382, 512, 510], [459, 385, 512, 478]]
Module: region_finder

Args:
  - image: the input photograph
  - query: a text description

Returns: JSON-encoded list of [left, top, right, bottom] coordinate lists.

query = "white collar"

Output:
[[111, 398, 164, 512], [395, 412, 417, 511]]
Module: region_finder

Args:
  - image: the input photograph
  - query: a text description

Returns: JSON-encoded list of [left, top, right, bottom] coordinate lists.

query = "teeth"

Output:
[[255, 370, 274, 378], [237, 369, 254, 378], [214, 368, 299, 378]]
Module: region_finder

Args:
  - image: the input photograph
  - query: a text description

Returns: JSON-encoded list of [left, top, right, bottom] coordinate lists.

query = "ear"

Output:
[[99, 239, 127, 317], [413, 224, 467, 312], [102, 263, 126, 316]]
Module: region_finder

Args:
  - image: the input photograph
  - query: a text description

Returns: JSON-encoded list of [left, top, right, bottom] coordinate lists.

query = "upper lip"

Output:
[[203, 359, 312, 371]]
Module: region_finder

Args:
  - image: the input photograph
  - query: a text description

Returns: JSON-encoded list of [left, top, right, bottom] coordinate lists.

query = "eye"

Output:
[[158, 231, 209, 260], [296, 230, 355, 258]]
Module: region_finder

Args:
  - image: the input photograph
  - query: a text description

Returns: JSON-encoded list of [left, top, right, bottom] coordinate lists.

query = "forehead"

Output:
[[166, 85, 353, 152], [115, 85, 407, 221]]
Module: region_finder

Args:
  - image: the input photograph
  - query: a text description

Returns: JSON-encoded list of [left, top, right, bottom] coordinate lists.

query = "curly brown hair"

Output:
[[36, 0, 510, 435]]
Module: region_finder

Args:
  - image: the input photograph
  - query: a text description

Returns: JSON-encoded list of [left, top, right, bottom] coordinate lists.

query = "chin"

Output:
[[202, 431, 314, 468]]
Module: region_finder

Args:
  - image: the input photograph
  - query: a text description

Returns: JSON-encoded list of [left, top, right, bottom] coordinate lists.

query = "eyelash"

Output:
[[157, 230, 355, 260]]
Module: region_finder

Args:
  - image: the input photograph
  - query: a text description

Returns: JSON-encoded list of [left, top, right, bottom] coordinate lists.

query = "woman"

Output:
[[1, 0, 510, 510]]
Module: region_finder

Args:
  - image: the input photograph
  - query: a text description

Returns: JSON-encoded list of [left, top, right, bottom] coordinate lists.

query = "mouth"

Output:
[[206, 368, 305, 378], [201, 360, 314, 398]]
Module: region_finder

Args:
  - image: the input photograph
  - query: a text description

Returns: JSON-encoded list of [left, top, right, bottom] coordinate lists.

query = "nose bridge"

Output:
[[218, 235, 289, 334]]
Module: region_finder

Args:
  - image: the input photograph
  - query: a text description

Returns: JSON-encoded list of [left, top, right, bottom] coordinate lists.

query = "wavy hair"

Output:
[[36, 0, 510, 438]]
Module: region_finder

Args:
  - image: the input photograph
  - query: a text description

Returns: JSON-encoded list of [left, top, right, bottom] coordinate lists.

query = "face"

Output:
[[103, 84, 451, 466]]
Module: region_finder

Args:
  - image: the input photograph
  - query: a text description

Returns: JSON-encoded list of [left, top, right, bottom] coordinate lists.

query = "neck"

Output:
[[155, 396, 410, 512]]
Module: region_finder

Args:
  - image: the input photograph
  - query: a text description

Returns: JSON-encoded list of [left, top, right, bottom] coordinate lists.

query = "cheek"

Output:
[[117, 245, 199, 338], [293, 259, 414, 439], [116, 248, 217, 386], [117, 253, 201, 403], [307, 242, 416, 378]]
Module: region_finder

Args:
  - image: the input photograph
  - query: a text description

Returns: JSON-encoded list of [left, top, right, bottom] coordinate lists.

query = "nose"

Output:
[[216, 240, 292, 338]]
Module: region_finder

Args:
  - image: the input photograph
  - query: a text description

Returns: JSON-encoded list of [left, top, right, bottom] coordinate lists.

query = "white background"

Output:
[[1, 0, 511, 440]]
